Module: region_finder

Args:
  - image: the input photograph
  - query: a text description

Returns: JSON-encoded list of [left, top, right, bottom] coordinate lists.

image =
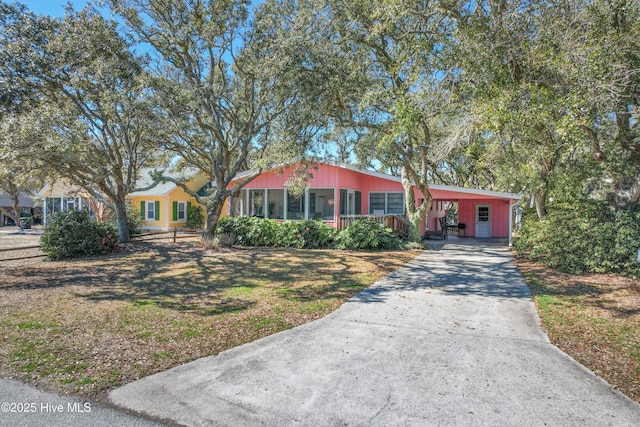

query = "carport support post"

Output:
[[508, 200, 513, 247]]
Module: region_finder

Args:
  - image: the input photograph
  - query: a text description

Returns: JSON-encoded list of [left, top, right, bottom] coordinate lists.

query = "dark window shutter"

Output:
[[140, 201, 145, 220], [172, 201, 178, 221], [355, 191, 362, 215], [154, 201, 160, 220]]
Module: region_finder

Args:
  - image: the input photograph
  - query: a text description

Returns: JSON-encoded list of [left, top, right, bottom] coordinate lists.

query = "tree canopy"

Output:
[[1, 3, 164, 241], [104, 0, 333, 240], [1, 0, 638, 245]]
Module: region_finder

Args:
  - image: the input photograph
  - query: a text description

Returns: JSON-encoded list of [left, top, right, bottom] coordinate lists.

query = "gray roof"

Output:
[[0, 194, 35, 208], [128, 167, 201, 197]]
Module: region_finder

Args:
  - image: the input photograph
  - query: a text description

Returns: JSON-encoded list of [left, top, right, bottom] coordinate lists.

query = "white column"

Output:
[[264, 189, 269, 219], [283, 189, 288, 220], [166, 196, 170, 231], [304, 189, 309, 220], [508, 200, 513, 247]]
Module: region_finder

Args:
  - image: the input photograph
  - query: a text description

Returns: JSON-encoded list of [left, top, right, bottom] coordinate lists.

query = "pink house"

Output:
[[229, 162, 521, 244]]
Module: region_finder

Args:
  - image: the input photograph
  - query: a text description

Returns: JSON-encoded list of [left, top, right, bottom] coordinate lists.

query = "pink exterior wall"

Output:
[[239, 163, 515, 238], [426, 200, 447, 231], [458, 199, 512, 238], [242, 164, 408, 228]]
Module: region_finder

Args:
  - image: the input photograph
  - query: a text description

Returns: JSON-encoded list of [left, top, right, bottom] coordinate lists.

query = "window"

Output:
[[146, 202, 155, 220], [309, 189, 335, 220], [369, 192, 405, 215], [249, 190, 264, 217], [339, 190, 361, 215], [287, 192, 305, 220], [64, 197, 78, 211], [47, 197, 62, 214], [146, 201, 160, 221], [387, 193, 404, 214], [268, 189, 285, 219], [172, 201, 187, 221], [369, 193, 386, 213]]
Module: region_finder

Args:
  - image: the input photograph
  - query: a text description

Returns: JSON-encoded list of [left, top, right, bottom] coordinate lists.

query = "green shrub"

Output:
[[125, 201, 143, 236], [280, 220, 338, 249], [185, 204, 205, 229], [216, 216, 277, 247], [216, 216, 337, 249], [514, 200, 640, 278], [334, 218, 401, 250], [216, 216, 403, 251], [41, 210, 118, 260], [610, 209, 640, 278]]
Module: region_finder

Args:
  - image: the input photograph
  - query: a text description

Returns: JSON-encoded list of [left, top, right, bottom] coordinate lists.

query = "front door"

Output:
[[476, 205, 491, 238]]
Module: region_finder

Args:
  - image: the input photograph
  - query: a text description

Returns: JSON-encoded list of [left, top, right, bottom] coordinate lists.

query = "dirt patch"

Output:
[[514, 257, 640, 403]]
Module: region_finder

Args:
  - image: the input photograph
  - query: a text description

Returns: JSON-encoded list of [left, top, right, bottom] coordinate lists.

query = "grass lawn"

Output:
[[0, 241, 419, 398], [515, 258, 640, 404]]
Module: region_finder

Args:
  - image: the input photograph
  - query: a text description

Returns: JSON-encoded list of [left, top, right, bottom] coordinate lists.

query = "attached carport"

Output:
[[422, 185, 522, 245]]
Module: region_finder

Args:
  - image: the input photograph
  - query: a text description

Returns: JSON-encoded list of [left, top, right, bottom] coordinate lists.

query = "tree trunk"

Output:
[[114, 199, 131, 243], [534, 189, 547, 219], [0, 207, 20, 227], [406, 207, 427, 242], [534, 155, 553, 219], [606, 175, 640, 212], [10, 195, 22, 228], [203, 198, 225, 243], [401, 167, 430, 243]]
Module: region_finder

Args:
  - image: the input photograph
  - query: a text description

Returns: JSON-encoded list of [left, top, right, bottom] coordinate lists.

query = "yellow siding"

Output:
[[166, 185, 204, 229], [129, 173, 212, 230], [129, 196, 167, 230]]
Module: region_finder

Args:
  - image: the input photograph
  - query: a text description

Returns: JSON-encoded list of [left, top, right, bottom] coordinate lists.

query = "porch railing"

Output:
[[338, 214, 410, 239]]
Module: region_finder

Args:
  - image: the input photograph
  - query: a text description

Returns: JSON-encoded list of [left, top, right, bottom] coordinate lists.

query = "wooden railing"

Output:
[[390, 215, 410, 238], [338, 214, 410, 238]]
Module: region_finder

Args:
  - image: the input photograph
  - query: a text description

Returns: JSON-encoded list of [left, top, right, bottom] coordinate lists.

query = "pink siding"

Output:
[[243, 164, 408, 225], [458, 199, 511, 238], [238, 163, 514, 238]]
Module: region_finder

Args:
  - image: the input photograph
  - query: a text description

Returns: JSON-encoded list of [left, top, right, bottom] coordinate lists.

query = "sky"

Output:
[[20, 0, 90, 16], [20, 1, 264, 16]]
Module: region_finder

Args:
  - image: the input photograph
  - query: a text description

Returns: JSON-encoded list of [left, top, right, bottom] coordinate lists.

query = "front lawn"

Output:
[[0, 242, 419, 398], [515, 258, 640, 403]]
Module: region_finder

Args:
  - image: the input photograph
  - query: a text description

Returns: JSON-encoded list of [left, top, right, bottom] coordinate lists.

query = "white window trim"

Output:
[[242, 188, 336, 221], [368, 191, 405, 215], [177, 201, 187, 222], [146, 201, 156, 221]]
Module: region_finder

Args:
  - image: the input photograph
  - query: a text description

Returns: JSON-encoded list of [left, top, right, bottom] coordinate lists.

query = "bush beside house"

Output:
[[40, 211, 118, 260], [125, 201, 143, 236], [514, 199, 640, 278], [185, 204, 205, 229], [215, 216, 402, 250], [334, 218, 402, 250]]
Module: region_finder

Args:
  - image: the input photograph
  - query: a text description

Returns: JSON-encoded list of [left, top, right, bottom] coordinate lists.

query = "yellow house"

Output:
[[39, 169, 213, 231], [128, 171, 210, 231]]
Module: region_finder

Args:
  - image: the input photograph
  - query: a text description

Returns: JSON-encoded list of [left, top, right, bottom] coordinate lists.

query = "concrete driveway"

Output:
[[110, 243, 640, 426]]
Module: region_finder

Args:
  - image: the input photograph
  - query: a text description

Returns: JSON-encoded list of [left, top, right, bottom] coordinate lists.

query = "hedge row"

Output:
[[215, 216, 402, 250], [40, 211, 405, 260], [514, 200, 640, 278]]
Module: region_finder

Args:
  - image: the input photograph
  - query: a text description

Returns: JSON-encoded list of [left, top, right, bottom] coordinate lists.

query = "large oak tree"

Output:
[[1, 3, 164, 242], [107, 0, 329, 241]]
